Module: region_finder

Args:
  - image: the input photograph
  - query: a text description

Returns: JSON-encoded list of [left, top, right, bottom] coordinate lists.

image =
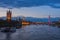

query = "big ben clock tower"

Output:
[[6, 10, 12, 22]]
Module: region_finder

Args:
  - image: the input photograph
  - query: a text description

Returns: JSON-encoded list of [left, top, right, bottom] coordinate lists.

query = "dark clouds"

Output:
[[0, 0, 60, 8]]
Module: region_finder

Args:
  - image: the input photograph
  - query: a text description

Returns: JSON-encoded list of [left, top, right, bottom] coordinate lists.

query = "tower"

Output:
[[6, 10, 12, 22], [48, 15, 51, 25]]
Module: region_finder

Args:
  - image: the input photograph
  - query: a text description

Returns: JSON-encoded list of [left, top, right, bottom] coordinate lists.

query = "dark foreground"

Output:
[[0, 25, 60, 40]]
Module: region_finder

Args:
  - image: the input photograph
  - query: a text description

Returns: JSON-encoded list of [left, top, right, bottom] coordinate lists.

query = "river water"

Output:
[[0, 25, 60, 40]]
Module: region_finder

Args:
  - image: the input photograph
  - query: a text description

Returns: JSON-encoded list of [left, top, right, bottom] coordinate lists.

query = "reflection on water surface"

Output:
[[0, 25, 60, 40]]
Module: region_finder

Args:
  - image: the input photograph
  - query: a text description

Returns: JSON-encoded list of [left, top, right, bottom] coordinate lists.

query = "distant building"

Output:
[[48, 15, 51, 25], [6, 10, 12, 22]]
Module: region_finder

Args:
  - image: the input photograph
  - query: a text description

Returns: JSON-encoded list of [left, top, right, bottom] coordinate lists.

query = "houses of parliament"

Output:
[[0, 10, 30, 28], [6, 10, 30, 25], [0, 10, 22, 28], [7, 10, 12, 22]]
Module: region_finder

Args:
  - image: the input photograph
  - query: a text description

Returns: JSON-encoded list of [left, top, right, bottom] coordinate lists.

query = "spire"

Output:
[[7, 9, 11, 14], [48, 15, 51, 25]]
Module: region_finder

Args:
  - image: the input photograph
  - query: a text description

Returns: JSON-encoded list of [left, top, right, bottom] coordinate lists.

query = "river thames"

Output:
[[0, 25, 60, 40]]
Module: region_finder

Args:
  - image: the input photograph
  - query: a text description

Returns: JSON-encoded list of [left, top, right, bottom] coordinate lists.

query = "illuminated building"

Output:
[[6, 10, 12, 22]]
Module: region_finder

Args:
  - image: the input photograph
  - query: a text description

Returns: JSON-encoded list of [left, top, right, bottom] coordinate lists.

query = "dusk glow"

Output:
[[0, 6, 60, 18]]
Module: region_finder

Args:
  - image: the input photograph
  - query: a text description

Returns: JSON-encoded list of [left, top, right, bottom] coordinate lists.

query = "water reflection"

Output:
[[22, 24, 30, 28], [0, 27, 16, 40], [0, 25, 60, 40], [6, 32, 11, 40]]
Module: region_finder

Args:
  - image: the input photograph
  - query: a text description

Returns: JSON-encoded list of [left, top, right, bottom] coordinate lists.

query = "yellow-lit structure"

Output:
[[22, 21, 30, 25], [6, 10, 12, 22]]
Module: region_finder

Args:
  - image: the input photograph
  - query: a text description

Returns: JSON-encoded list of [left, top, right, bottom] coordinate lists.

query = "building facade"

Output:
[[6, 10, 12, 22]]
